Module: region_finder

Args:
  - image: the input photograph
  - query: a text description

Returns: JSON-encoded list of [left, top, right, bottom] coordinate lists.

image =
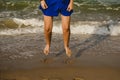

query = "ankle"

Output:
[[45, 44, 50, 47], [65, 46, 69, 49]]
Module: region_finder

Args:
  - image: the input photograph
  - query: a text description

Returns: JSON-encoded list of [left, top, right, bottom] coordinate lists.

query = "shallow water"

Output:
[[0, 1, 120, 36], [0, 33, 120, 80], [0, 0, 120, 36], [0, 33, 120, 69]]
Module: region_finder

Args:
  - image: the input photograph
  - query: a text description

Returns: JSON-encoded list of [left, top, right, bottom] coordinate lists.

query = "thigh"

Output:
[[44, 15, 53, 29], [61, 15, 71, 28]]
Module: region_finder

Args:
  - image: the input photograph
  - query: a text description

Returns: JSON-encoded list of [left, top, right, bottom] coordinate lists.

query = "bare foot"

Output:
[[65, 47, 72, 57], [43, 46, 50, 56]]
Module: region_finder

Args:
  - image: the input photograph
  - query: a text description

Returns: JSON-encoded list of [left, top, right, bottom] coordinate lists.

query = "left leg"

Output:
[[61, 15, 72, 57]]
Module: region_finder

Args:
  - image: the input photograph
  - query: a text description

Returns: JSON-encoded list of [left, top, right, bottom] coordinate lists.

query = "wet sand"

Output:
[[0, 33, 120, 80]]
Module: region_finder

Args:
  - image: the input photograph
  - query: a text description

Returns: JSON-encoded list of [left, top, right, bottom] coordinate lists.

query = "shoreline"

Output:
[[0, 33, 120, 80]]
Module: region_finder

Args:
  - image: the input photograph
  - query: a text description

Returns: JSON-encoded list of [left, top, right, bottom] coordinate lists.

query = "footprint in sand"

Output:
[[41, 58, 54, 64], [63, 58, 75, 64]]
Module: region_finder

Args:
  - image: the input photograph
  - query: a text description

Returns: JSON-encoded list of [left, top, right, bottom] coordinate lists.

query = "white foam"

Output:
[[0, 27, 43, 35], [74, 2, 81, 7], [52, 21, 120, 36], [13, 18, 43, 27], [109, 25, 120, 36], [0, 18, 120, 36]]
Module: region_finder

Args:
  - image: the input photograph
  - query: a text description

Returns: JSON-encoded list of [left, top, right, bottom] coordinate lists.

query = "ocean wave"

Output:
[[0, 18, 120, 36]]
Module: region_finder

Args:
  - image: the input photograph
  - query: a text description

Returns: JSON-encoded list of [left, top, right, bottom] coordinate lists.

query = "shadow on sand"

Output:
[[74, 34, 109, 58], [56, 20, 119, 58]]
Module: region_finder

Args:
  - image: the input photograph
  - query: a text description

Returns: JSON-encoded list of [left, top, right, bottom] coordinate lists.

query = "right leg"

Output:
[[43, 15, 53, 55]]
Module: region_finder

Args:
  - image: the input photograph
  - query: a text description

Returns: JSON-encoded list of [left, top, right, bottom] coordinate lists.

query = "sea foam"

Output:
[[0, 18, 120, 36]]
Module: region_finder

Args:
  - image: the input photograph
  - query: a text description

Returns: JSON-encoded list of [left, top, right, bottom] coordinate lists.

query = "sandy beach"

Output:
[[0, 0, 120, 80], [0, 33, 120, 80]]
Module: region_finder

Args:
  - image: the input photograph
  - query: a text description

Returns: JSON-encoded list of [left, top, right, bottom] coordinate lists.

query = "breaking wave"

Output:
[[0, 18, 120, 36]]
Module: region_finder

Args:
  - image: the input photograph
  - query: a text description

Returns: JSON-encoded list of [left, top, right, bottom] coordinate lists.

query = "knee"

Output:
[[63, 27, 70, 33], [44, 27, 52, 33]]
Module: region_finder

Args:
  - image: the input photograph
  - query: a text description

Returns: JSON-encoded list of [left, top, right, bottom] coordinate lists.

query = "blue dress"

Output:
[[39, 0, 73, 16]]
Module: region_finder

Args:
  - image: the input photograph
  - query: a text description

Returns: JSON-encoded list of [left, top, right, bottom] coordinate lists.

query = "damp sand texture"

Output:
[[0, 33, 120, 80]]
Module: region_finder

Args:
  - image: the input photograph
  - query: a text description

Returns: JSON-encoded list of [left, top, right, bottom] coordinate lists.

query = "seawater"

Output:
[[0, 0, 120, 36]]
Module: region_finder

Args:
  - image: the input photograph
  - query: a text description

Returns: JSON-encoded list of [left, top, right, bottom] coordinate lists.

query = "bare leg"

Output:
[[43, 15, 53, 55], [61, 15, 72, 57]]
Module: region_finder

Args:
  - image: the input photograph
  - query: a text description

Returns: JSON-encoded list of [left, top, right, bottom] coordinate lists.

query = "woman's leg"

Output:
[[61, 15, 72, 57], [43, 15, 53, 55]]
